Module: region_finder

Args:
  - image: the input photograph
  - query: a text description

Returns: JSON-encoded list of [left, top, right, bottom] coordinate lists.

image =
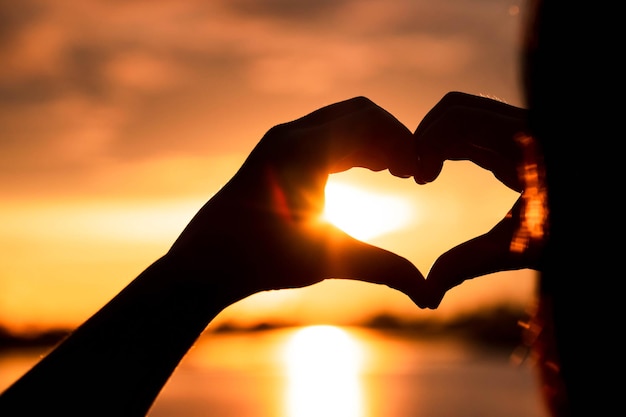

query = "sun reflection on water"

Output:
[[282, 325, 365, 417]]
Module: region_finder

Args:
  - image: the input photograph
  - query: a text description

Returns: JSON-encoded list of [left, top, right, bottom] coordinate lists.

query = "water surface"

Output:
[[146, 325, 548, 417]]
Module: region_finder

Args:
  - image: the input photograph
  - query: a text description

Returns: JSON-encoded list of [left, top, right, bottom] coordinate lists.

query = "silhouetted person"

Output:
[[0, 0, 595, 416]]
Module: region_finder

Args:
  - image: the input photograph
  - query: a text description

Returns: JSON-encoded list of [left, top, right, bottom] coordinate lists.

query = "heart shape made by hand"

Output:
[[325, 162, 521, 279]]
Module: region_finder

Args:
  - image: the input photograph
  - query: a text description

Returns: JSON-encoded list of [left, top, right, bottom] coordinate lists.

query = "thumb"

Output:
[[424, 198, 532, 308], [318, 224, 429, 308]]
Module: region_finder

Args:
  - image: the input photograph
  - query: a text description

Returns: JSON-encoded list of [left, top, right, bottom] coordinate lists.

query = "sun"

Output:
[[322, 179, 413, 241]]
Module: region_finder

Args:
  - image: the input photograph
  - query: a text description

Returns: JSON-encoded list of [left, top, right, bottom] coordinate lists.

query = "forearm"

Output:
[[0, 254, 233, 416]]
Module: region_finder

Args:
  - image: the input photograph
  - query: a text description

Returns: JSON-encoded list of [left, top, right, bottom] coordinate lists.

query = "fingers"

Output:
[[269, 96, 417, 178], [414, 91, 528, 191], [319, 100, 416, 177]]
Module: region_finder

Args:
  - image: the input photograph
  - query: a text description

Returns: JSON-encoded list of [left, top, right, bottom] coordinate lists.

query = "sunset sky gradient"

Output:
[[0, 0, 535, 332]]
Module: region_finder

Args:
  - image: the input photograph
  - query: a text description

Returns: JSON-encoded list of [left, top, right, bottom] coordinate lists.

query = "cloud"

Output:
[[0, 0, 523, 197], [225, 0, 345, 21]]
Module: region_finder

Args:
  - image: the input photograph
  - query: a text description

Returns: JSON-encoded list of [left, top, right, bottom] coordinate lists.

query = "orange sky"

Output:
[[0, 0, 534, 332]]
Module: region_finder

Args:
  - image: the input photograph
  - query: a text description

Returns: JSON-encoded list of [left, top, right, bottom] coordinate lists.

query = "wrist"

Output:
[[151, 253, 241, 319]]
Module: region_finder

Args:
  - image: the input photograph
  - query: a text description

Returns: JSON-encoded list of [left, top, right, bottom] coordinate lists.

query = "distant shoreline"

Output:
[[201, 303, 530, 350], [0, 304, 531, 352]]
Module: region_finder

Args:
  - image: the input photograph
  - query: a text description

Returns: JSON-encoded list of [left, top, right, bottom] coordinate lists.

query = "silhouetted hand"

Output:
[[0, 98, 433, 417], [413, 92, 547, 308], [168, 96, 429, 307]]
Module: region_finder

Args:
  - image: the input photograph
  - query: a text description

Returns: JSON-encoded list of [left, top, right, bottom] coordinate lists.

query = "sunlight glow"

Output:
[[323, 181, 413, 241], [1, 199, 202, 243], [282, 325, 365, 417]]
